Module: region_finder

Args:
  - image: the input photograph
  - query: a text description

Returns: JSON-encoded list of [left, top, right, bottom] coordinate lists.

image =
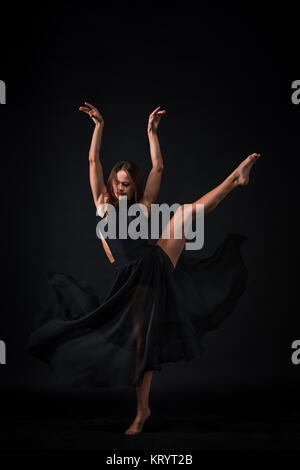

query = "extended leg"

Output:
[[157, 153, 261, 269]]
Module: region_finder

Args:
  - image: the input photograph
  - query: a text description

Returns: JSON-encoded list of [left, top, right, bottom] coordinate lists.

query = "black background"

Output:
[[0, 0, 298, 447]]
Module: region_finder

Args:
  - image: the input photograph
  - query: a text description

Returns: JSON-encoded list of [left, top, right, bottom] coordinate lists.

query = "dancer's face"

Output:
[[113, 170, 134, 201]]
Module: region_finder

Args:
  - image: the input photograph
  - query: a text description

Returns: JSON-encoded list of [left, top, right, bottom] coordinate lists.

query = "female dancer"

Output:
[[26, 102, 260, 436], [79, 102, 260, 435]]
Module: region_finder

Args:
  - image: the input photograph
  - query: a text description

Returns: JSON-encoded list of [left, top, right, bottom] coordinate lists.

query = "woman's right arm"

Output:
[[88, 122, 106, 207], [79, 102, 107, 208]]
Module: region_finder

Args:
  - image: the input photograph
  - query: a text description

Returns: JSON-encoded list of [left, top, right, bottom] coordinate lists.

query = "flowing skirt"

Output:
[[25, 233, 248, 390]]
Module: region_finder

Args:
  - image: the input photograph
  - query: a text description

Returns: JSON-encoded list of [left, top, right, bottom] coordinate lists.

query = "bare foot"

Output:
[[124, 408, 151, 435], [235, 153, 261, 186]]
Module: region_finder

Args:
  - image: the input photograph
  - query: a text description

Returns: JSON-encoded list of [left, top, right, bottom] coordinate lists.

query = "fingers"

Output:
[[79, 106, 90, 113], [149, 107, 166, 118], [79, 105, 99, 120], [248, 153, 261, 162], [79, 102, 98, 113], [150, 106, 161, 115], [84, 101, 97, 110]]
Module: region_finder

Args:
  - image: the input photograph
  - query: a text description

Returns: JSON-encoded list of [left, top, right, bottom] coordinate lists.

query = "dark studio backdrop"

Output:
[[0, 0, 298, 433]]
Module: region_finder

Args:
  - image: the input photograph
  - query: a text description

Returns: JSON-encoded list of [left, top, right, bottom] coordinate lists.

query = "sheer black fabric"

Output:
[[25, 199, 248, 390]]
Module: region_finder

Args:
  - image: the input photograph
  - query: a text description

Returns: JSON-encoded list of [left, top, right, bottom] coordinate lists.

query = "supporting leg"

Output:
[[124, 371, 152, 435], [136, 370, 153, 415], [125, 284, 153, 435]]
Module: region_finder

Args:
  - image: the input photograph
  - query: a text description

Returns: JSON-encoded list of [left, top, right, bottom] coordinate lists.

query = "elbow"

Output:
[[154, 165, 164, 172], [89, 151, 100, 162], [89, 156, 99, 163]]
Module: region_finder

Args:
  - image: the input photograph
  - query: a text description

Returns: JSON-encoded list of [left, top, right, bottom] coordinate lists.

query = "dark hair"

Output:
[[103, 160, 144, 210]]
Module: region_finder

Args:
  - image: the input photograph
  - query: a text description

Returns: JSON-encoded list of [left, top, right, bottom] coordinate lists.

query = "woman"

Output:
[[26, 102, 260, 435]]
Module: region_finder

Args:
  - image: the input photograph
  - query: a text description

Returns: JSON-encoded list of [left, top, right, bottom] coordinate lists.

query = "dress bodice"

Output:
[[97, 197, 151, 268]]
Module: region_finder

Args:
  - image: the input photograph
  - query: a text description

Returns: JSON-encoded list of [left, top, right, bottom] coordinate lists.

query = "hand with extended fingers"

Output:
[[79, 102, 104, 126], [148, 106, 166, 134]]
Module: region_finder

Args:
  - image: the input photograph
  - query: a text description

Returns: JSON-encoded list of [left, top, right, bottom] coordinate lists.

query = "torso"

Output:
[[97, 195, 151, 264]]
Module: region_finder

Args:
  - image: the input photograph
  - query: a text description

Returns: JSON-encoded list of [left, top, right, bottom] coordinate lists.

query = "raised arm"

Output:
[[142, 107, 166, 207], [79, 102, 107, 208]]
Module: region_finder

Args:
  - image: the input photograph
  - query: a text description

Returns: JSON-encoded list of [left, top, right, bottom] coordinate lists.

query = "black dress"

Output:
[[25, 197, 248, 389]]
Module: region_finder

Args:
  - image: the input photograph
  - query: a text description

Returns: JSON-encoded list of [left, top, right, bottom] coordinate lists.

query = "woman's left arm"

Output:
[[142, 107, 166, 205]]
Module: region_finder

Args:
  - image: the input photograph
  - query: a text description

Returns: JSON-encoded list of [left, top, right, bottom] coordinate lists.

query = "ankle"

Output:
[[136, 407, 151, 416], [231, 170, 240, 187]]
